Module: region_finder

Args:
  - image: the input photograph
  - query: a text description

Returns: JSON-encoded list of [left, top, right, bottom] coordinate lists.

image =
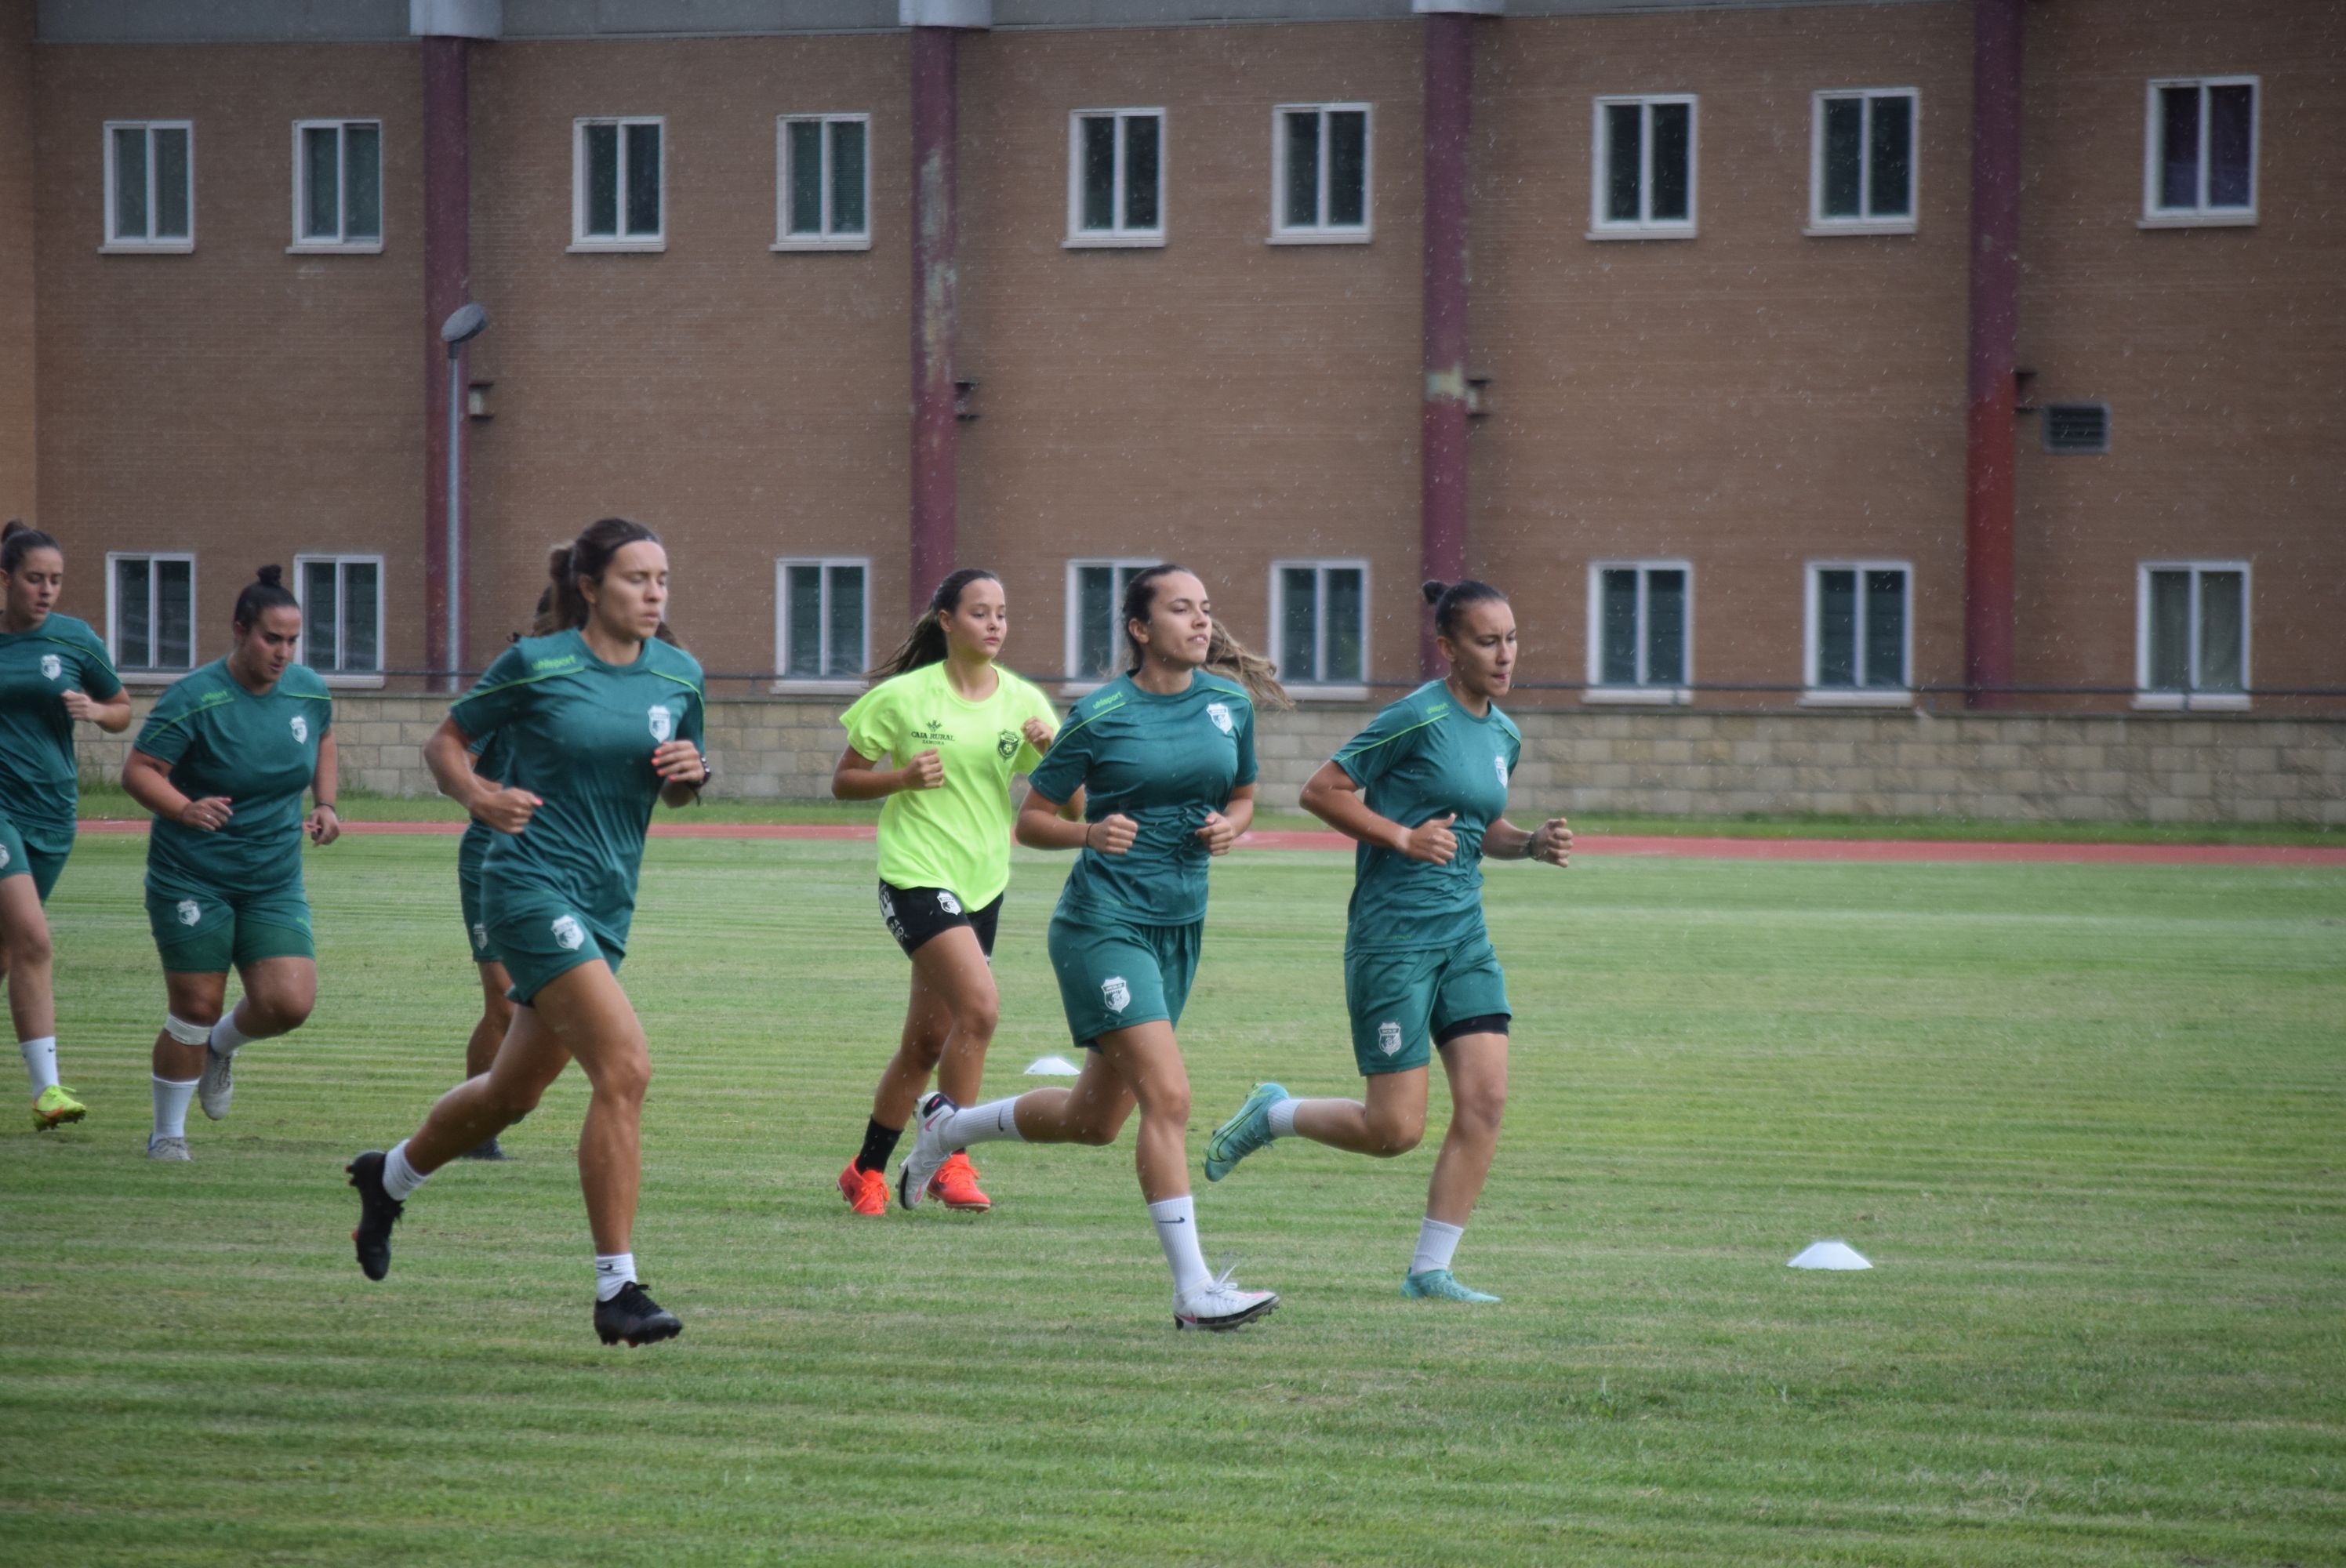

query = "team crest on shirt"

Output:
[[290, 715, 308, 745], [648, 704, 674, 743], [1494, 755, 1509, 791], [1102, 975, 1131, 1013], [938, 890, 963, 916], [1206, 701, 1234, 735], [40, 654, 62, 681], [0, 846, 9, 870], [176, 898, 202, 927], [1378, 1021, 1404, 1057], [997, 729, 1019, 760], [551, 914, 586, 951]]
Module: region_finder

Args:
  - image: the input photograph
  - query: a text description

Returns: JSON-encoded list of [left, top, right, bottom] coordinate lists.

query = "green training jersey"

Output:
[[841, 659, 1056, 908], [1332, 680, 1522, 953], [449, 630, 705, 933], [456, 726, 514, 882], [136, 659, 333, 898], [1027, 670, 1258, 926], [0, 612, 122, 853]]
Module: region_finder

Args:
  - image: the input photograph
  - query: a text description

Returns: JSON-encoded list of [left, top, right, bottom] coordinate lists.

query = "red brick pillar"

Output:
[[1963, 0, 2024, 706], [1418, 5, 1484, 677], [422, 34, 471, 684], [908, 23, 961, 619]]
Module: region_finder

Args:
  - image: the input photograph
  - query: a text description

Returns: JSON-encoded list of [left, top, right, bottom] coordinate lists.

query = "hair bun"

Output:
[[256, 564, 284, 588], [1, 520, 25, 543], [1420, 579, 1449, 605], [547, 545, 574, 581]]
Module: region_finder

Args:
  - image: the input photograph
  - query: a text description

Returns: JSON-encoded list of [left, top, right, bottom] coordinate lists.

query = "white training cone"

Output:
[[1788, 1240, 1872, 1270], [1023, 1054, 1082, 1076]]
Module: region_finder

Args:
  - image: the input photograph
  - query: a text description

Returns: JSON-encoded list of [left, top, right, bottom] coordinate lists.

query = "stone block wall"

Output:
[[77, 692, 2346, 826]]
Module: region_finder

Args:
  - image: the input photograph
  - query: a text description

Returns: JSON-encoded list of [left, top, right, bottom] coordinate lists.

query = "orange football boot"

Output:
[[926, 1150, 991, 1211], [837, 1160, 890, 1216]]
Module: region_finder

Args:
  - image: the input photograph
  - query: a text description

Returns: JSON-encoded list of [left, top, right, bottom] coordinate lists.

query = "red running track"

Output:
[[72, 817, 2344, 866]]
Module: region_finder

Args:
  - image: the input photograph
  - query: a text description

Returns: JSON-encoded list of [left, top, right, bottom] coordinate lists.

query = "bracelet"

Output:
[[1084, 820, 1097, 851], [316, 801, 338, 814]]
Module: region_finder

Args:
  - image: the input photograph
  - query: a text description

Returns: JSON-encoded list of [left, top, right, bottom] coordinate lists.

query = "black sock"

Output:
[[855, 1118, 903, 1173]]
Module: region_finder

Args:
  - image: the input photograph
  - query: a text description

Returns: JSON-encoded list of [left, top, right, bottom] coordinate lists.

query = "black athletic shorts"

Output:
[[878, 880, 1002, 959]]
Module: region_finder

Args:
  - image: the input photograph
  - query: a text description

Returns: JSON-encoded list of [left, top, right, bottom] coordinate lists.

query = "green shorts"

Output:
[[1048, 910, 1203, 1049], [0, 815, 70, 903], [1344, 932, 1512, 1076], [145, 880, 315, 973], [484, 880, 626, 1006], [457, 858, 498, 967]]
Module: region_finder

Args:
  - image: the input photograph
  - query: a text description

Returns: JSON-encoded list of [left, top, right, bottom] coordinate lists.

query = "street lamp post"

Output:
[[439, 302, 488, 690]]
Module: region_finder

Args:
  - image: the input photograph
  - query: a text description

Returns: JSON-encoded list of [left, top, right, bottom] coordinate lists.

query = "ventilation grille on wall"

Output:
[[2044, 402, 2111, 453]]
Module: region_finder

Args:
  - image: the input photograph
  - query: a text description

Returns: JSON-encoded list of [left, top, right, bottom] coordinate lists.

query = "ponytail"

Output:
[[549, 517, 660, 629], [0, 520, 59, 576], [1121, 563, 1291, 710], [1422, 578, 1507, 642], [868, 568, 1000, 683], [232, 564, 300, 630]]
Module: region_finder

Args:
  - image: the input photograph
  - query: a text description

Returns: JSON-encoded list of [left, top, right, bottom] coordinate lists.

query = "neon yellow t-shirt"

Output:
[[841, 661, 1059, 908]]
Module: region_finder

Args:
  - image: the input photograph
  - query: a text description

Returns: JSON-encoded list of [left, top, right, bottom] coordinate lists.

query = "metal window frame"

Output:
[[1268, 557, 1371, 695], [1064, 107, 1167, 248], [104, 550, 198, 676], [2042, 401, 2112, 454], [289, 118, 385, 254], [1805, 87, 1919, 237], [1583, 559, 1694, 704], [570, 114, 667, 252], [1588, 93, 1698, 240], [1268, 102, 1373, 245], [291, 552, 387, 685], [100, 119, 195, 252], [1801, 558, 1913, 705], [1062, 557, 1162, 690], [2134, 559, 2252, 710], [773, 555, 870, 688], [774, 112, 873, 252], [2141, 75, 2258, 228]]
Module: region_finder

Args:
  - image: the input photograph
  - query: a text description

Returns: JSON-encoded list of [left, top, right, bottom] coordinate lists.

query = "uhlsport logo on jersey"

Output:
[[290, 714, 308, 745], [1378, 1020, 1404, 1056], [176, 898, 202, 927], [648, 703, 674, 743], [938, 890, 963, 916], [1494, 754, 1509, 791], [1102, 975, 1131, 1013], [550, 914, 586, 952], [1206, 701, 1234, 735], [40, 654, 62, 681]]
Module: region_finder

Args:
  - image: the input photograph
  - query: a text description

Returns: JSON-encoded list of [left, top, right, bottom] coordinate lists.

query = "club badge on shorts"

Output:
[[1378, 1020, 1404, 1056], [551, 914, 586, 951], [648, 704, 674, 743], [176, 898, 202, 926], [1207, 701, 1234, 735], [938, 890, 963, 916], [1102, 975, 1131, 1013]]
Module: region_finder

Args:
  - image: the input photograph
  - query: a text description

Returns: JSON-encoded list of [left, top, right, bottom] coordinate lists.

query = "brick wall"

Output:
[[77, 690, 2345, 826]]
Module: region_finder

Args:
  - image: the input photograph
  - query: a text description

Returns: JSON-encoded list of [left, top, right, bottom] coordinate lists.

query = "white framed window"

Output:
[[1270, 561, 1368, 696], [1585, 562, 1692, 703], [1803, 561, 1911, 705], [1066, 109, 1164, 248], [1064, 558, 1161, 687], [106, 553, 197, 676], [2136, 561, 2249, 710], [775, 114, 870, 251], [103, 121, 194, 252], [293, 554, 384, 684], [1590, 96, 1695, 239], [1808, 89, 1916, 234], [290, 118, 383, 252], [572, 116, 664, 252], [1270, 103, 1371, 244], [2142, 77, 2257, 227], [775, 557, 867, 687]]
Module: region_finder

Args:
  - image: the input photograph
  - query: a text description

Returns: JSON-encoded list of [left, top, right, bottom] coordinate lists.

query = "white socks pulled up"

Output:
[[20, 1036, 58, 1097], [151, 1075, 196, 1140], [381, 1140, 430, 1201], [1148, 1195, 1213, 1298], [1411, 1217, 1465, 1277], [594, 1253, 637, 1303], [939, 1096, 1027, 1148]]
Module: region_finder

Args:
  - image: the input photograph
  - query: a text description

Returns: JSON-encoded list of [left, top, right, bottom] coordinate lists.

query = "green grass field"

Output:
[[3, 833, 2342, 1566]]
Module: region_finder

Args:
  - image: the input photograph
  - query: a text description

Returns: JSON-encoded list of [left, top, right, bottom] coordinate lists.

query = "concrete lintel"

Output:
[[412, 0, 502, 38], [901, 0, 990, 27], [1412, 0, 1502, 15]]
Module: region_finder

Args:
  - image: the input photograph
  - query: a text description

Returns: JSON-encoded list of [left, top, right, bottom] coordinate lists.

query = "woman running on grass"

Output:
[[895, 564, 1285, 1331], [347, 519, 710, 1348], [121, 565, 340, 1162], [0, 521, 131, 1131], [831, 568, 1062, 1216], [1203, 579, 1571, 1303]]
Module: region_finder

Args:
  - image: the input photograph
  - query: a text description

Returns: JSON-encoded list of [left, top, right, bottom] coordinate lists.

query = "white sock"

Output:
[[1411, 1217, 1465, 1277], [20, 1036, 59, 1096], [209, 1009, 254, 1057], [1148, 1195, 1214, 1298], [939, 1096, 1026, 1147], [381, 1139, 429, 1200], [594, 1253, 637, 1302], [1266, 1098, 1301, 1138], [151, 1075, 197, 1140]]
